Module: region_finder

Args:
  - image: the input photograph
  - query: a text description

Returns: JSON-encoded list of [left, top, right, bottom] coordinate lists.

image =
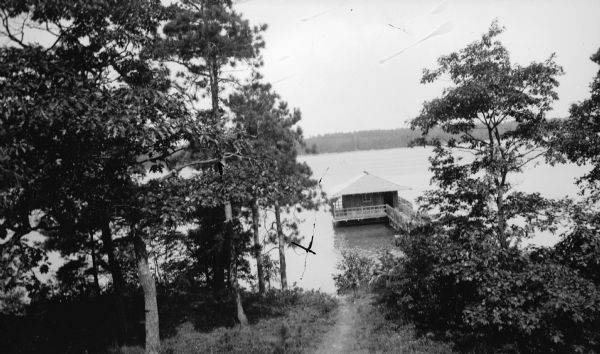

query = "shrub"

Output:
[[376, 224, 600, 353], [549, 225, 600, 286], [333, 251, 375, 295], [462, 262, 600, 353], [159, 289, 337, 354], [370, 249, 404, 291]]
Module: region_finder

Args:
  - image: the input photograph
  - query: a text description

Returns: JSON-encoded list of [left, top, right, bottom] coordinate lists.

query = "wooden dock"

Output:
[[332, 203, 422, 233]]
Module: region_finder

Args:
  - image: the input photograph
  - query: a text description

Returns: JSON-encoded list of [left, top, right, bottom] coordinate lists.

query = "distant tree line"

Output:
[[302, 123, 519, 155]]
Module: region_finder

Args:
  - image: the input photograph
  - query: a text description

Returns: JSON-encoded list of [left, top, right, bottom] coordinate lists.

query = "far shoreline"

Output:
[[299, 145, 433, 159]]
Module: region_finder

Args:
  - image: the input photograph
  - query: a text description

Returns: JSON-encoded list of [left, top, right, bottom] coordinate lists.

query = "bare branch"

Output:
[[137, 146, 187, 165], [464, 131, 489, 146], [515, 150, 546, 170], [0, 10, 27, 47], [157, 152, 243, 180], [263, 246, 279, 254]]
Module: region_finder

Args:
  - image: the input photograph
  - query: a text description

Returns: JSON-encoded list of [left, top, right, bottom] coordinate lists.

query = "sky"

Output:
[[234, 0, 600, 137]]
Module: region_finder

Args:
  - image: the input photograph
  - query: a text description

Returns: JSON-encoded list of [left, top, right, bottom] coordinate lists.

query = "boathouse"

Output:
[[330, 171, 415, 229]]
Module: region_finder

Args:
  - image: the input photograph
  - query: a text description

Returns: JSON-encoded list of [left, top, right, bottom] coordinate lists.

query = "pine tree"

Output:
[[151, 0, 265, 324], [229, 78, 318, 291]]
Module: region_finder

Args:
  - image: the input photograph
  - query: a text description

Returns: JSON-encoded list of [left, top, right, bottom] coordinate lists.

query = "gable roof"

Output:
[[330, 171, 411, 198]]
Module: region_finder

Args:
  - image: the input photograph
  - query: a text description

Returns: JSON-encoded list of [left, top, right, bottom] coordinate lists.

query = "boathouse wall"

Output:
[[341, 191, 398, 209]]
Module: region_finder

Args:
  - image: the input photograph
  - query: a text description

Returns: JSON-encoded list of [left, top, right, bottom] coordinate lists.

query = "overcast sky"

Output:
[[236, 0, 600, 137]]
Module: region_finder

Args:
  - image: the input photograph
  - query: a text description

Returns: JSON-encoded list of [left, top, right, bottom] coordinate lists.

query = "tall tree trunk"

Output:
[[251, 199, 265, 294], [493, 129, 509, 248], [89, 232, 101, 296], [210, 57, 220, 124], [210, 57, 226, 292], [235, 289, 247, 326], [102, 220, 126, 293], [153, 255, 163, 285], [486, 125, 509, 248], [210, 56, 247, 324], [224, 201, 248, 326], [132, 230, 160, 354], [496, 171, 508, 248], [101, 219, 128, 343], [274, 200, 287, 290], [496, 190, 507, 248], [213, 238, 226, 290]]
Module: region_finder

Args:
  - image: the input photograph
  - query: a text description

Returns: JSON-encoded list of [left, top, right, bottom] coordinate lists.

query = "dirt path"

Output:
[[315, 295, 370, 354]]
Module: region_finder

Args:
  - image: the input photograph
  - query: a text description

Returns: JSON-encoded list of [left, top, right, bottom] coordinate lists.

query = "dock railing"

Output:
[[332, 203, 426, 233], [332, 204, 387, 221], [385, 205, 411, 230], [386, 204, 429, 233]]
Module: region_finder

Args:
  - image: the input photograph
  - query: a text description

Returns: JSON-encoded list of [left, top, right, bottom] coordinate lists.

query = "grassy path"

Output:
[[315, 294, 454, 354], [315, 295, 363, 353]]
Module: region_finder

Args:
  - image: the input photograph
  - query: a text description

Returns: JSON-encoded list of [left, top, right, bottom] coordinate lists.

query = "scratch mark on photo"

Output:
[[300, 0, 348, 23], [431, 0, 449, 15], [273, 74, 295, 84], [380, 21, 454, 64], [388, 23, 411, 35]]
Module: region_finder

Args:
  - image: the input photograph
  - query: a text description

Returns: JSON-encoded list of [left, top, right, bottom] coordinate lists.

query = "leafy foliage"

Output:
[[376, 226, 600, 353], [547, 204, 600, 286], [546, 47, 600, 291], [333, 251, 375, 295], [373, 24, 600, 354], [0, 0, 193, 310], [229, 77, 319, 210], [0, 1, 231, 352], [549, 47, 600, 188], [228, 77, 319, 290], [150, 0, 265, 108], [411, 21, 564, 248], [0, 0, 324, 353]]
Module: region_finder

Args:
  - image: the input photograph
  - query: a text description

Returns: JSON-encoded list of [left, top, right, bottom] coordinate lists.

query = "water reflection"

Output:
[[284, 209, 395, 294], [333, 223, 396, 258]]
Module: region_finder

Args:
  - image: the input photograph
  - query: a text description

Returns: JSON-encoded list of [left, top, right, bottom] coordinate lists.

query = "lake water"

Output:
[[282, 147, 589, 293], [37, 147, 591, 293]]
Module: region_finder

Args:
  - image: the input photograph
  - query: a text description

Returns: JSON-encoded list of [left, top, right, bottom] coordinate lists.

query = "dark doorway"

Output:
[[383, 192, 393, 207]]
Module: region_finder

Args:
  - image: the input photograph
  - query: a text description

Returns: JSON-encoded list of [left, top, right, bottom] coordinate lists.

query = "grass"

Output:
[[113, 289, 456, 354], [115, 289, 338, 354], [349, 294, 454, 354]]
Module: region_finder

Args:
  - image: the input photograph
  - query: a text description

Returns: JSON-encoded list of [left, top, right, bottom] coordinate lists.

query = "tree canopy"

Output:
[[411, 21, 564, 248], [374, 24, 600, 354]]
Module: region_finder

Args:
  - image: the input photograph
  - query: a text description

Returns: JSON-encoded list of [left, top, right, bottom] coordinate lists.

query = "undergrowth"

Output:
[[116, 289, 337, 354], [351, 295, 454, 354]]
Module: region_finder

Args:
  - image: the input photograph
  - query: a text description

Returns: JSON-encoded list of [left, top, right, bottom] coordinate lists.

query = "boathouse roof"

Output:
[[331, 171, 410, 198]]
